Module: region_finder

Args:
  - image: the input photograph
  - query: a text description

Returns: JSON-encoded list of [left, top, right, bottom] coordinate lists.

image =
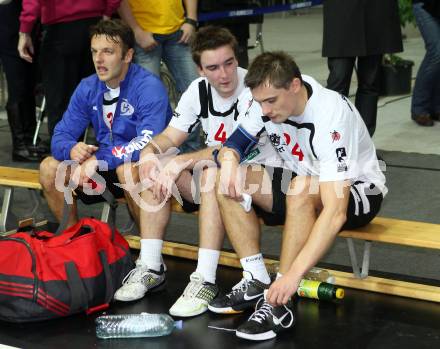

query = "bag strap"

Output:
[[64, 251, 113, 314], [64, 261, 89, 313], [56, 178, 118, 240], [99, 250, 114, 304]]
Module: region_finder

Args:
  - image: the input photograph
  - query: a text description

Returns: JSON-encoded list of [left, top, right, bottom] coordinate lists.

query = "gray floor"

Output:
[[0, 7, 439, 283]]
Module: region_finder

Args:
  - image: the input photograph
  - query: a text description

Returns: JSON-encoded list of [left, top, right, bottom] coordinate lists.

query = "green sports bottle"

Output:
[[297, 279, 344, 300]]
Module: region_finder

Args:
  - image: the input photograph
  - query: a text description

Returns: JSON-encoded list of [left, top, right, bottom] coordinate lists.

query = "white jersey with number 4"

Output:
[[239, 75, 387, 194], [169, 67, 283, 167]]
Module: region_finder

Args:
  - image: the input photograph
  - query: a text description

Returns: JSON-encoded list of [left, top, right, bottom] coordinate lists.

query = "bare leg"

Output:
[[278, 176, 322, 274], [116, 162, 141, 228], [39, 156, 78, 227], [199, 167, 225, 250], [216, 165, 273, 259]]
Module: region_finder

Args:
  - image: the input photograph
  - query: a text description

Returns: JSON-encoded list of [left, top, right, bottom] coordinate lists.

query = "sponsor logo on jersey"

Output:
[[331, 130, 341, 142], [111, 129, 154, 159], [336, 147, 348, 172], [120, 99, 134, 116], [269, 133, 281, 146], [244, 148, 261, 162], [172, 111, 180, 118]]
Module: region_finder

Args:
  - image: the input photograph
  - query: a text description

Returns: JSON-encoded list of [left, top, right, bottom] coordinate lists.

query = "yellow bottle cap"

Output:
[[335, 288, 345, 299]]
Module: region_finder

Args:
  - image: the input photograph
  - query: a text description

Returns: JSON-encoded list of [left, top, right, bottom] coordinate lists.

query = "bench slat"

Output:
[[0, 166, 41, 190], [124, 236, 440, 303], [339, 217, 440, 249]]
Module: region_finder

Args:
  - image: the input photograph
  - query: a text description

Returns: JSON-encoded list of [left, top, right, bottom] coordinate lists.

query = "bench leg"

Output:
[[101, 202, 110, 222], [346, 238, 371, 279], [100, 201, 135, 233], [0, 187, 13, 234], [26, 189, 42, 218]]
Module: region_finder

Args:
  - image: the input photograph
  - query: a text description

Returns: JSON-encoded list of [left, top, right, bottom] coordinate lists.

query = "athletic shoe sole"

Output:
[[169, 304, 208, 317], [236, 329, 277, 341], [114, 279, 166, 302]]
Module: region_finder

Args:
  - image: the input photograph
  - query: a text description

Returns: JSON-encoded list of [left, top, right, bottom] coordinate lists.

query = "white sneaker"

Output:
[[169, 272, 218, 317], [114, 260, 166, 302]]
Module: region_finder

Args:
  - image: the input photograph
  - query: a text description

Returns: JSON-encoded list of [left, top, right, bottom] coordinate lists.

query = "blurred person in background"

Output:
[[411, 0, 440, 127], [322, 0, 403, 136], [0, 0, 41, 162], [18, 0, 121, 139]]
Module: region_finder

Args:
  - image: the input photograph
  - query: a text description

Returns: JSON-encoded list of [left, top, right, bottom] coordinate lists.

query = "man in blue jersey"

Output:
[[39, 19, 172, 229]]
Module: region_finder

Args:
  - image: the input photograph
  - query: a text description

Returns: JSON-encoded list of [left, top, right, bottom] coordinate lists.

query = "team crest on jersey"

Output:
[[331, 130, 341, 142], [120, 99, 134, 116], [336, 147, 348, 172], [269, 133, 281, 146]]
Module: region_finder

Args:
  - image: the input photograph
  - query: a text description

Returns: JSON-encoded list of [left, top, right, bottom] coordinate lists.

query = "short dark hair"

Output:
[[90, 19, 135, 57], [191, 26, 238, 67], [245, 51, 303, 90]]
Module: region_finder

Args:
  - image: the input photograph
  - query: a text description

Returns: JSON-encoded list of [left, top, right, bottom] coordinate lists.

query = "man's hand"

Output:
[[218, 150, 244, 201], [134, 28, 158, 51], [139, 152, 161, 188], [266, 273, 300, 307], [17, 32, 34, 63], [71, 156, 99, 188], [152, 156, 193, 202], [70, 142, 98, 164], [178, 23, 195, 44]]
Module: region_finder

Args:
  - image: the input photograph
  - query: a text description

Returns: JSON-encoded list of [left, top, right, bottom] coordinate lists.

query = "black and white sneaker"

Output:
[[236, 291, 295, 341], [208, 271, 269, 314]]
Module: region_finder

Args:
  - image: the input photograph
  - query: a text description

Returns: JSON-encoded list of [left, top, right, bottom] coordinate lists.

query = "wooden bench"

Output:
[[0, 166, 43, 234], [2, 166, 440, 302]]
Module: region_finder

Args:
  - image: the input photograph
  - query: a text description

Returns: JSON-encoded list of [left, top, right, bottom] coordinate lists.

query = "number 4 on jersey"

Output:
[[214, 123, 227, 143], [283, 132, 304, 161]]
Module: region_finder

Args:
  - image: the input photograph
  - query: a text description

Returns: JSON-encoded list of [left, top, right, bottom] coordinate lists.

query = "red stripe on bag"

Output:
[[0, 289, 33, 299], [37, 290, 70, 313], [0, 280, 33, 289], [86, 303, 109, 315], [36, 298, 66, 316]]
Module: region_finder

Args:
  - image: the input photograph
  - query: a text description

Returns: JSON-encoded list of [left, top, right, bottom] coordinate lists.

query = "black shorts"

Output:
[[341, 181, 383, 230], [74, 169, 125, 205], [254, 167, 296, 226], [179, 167, 297, 220]]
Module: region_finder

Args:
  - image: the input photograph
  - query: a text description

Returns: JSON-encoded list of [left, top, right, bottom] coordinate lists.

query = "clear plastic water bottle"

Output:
[[95, 312, 183, 339], [303, 267, 336, 284]]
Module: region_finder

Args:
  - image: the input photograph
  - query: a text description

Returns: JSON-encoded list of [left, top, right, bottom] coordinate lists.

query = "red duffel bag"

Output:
[[0, 215, 134, 322]]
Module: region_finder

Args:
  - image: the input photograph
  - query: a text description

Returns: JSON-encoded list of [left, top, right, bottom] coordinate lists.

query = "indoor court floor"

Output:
[[1, 256, 439, 349]]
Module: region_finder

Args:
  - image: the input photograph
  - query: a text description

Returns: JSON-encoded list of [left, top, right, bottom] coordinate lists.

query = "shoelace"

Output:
[[182, 280, 203, 298], [248, 298, 294, 329], [226, 278, 250, 299], [121, 266, 148, 285]]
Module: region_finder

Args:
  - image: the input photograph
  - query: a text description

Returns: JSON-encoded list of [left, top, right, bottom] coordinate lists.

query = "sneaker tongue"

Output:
[[263, 289, 269, 300], [242, 270, 253, 280], [190, 272, 204, 283]]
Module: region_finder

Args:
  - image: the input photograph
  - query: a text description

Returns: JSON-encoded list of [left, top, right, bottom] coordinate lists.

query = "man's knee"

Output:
[[116, 163, 139, 186], [39, 156, 60, 190], [285, 177, 321, 211]]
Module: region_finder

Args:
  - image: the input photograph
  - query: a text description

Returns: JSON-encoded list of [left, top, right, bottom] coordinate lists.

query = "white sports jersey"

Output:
[[240, 75, 387, 194], [169, 67, 283, 167]]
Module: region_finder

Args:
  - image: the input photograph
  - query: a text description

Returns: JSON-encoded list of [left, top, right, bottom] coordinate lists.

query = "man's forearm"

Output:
[[118, 0, 142, 32], [217, 146, 240, 166], [183, 0, 198, 20], [140, 133, 177, 159], [176, 146, 220, 170]]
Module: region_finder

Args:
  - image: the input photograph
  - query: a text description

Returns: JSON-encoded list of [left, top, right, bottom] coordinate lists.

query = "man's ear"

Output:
[[290, 77, 302, 93], [124, 48, 134, 63], [197, 65, 205, 77]]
